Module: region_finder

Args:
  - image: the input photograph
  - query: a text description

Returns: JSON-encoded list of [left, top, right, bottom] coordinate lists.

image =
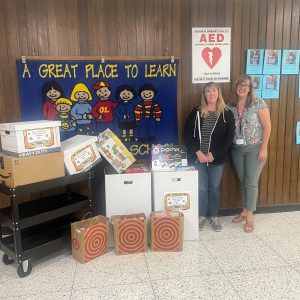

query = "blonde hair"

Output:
[[70, 83, 92, 101], [231, 74, 256, 107], [55, 97, 72, 106], [200, 82, 228, 117]]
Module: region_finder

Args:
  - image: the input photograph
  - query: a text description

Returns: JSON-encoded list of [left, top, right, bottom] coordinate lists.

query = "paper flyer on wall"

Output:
[[299, 76, 300, 99], [250, 75, 263, 98], [281, 50, 300, 74], [246, 49, 264, 74], [262, 75, 280, 99], [192, 27, 231, 83], [296, 122, 300, 145], [263, 49, 282, 74]]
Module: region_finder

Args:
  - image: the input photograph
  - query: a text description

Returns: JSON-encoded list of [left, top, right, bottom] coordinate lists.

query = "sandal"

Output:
[[232, 214, 247, 223], [244, 221, 254, 233]]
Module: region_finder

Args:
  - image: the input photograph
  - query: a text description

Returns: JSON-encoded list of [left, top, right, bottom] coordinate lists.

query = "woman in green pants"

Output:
[[230, 75, 271, 233]]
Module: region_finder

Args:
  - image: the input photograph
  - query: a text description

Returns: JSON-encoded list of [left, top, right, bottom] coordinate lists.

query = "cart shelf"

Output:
[[0, 170, 95, 277]]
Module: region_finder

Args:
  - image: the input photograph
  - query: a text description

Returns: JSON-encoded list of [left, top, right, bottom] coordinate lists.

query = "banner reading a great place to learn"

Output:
[[16, 58, 179, 158]]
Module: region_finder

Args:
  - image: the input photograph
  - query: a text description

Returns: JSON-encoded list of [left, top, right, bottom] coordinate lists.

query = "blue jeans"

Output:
[[196, 163, 225, 218]]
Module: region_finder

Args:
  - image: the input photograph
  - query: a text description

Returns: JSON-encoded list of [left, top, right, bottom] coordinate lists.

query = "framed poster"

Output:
[[192, 27, 231, 83]]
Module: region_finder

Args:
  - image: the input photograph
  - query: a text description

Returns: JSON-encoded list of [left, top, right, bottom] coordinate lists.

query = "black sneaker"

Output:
[[198, 217, 206, 231]]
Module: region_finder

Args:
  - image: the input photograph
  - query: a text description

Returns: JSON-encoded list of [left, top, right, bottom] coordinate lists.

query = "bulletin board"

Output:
[[16, 56, 179, 158]]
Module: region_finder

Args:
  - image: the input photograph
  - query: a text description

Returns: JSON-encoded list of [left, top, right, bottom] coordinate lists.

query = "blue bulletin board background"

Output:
[[16, 58, 179, 158]]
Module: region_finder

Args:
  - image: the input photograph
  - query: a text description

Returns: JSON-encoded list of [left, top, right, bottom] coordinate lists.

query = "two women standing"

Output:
[[184, 76, 271, 233]]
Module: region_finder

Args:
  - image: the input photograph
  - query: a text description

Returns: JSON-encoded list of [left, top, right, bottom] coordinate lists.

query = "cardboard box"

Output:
[[111, 213, 147, 255], [150, 211, 183, 252], [151, 145, 188, 171], [152, 170, 198, 240], [97, 129, 135, 173], [61, 135, 101, 175], [0, 120, 61, 157], [0, 152, 65, 187], [105, 165, 152, 246]]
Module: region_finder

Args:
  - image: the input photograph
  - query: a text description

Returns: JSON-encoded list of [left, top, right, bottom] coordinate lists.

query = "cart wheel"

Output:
[[2, 254, 14, 265], [17, 260, 32, 278]]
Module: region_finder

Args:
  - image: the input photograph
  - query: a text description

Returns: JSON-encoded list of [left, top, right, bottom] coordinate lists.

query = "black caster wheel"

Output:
[[17, 260, 32, 278], [2, 254, 14, 265]]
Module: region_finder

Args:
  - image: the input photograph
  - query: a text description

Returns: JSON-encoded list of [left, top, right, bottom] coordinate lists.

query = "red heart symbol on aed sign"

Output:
[[202, 47, 222, 69]]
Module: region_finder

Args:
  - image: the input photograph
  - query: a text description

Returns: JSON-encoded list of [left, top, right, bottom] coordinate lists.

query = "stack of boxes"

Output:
[[0, 120, 102, 187]]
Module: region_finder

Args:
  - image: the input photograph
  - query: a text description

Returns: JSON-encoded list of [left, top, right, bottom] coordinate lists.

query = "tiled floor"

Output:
[[1, 211, 300, 299]]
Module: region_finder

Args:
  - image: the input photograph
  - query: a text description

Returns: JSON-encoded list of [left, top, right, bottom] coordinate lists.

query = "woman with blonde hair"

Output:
[[230, 75, 271, 233], [183, 82, 235, 231]]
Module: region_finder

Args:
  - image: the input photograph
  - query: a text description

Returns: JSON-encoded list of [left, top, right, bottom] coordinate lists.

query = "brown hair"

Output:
[[199, 82, 228, 117], [231, 74, 257, 108]]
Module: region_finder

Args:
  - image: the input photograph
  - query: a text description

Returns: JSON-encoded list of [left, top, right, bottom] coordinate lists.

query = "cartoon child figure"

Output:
[[42, 81, 65, 120], [54, 97, 76, 140], [134, 84, 162, 142], [91, 81, 118, 132], [70, 83, 93, 134], [115, 85, 137, 142]]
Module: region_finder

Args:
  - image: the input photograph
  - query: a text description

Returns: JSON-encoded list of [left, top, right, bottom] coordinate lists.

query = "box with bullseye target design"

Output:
[[150, 211, 184, 252], [111, 213, 147, 255]]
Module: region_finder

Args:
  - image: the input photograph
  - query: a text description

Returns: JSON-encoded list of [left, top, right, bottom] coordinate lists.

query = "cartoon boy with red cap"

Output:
[[91, 81, 118, 132]]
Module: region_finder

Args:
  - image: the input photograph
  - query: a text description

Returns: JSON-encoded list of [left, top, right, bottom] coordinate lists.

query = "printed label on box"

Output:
[[164, 192, 190, 210], [71, 145, 97, 172], [23, 127, 55, 149]]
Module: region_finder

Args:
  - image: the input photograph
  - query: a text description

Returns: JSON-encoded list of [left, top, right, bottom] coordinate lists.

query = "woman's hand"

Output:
[[258, 146, 267, 162], [206, 152, 214, 162], [196, 150, 208, 163]]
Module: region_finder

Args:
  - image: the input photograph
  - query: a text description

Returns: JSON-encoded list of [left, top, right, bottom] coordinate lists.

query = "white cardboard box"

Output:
[[152, 170, 199, 240], [105, 166, 152, 246], [61, 135, 101, 174], [0, 120, 61, 157]]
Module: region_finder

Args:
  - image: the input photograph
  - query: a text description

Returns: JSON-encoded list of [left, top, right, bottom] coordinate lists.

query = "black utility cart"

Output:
[[0, 171, 94, 277]]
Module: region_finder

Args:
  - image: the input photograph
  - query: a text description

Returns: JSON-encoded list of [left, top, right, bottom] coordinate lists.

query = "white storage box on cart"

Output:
[[152, 170, 198, 240], [105, 165, 152, 245], [61, 135, 101, 175], [0, 120, 61, 157]]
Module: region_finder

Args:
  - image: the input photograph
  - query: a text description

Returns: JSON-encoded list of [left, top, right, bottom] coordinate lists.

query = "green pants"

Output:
[[231, 144, 266, 212]]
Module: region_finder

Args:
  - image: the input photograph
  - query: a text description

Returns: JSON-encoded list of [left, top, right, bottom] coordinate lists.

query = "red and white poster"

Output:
[[192, 27, 231, 83]]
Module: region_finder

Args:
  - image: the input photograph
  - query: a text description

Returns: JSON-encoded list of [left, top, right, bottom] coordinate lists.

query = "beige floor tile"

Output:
[[203, 236, 286, 273], [226, 266, 300, 300], [71, 282, 155, 300], [152, 273, 240, 300], [145, 243, 221, 280], [73, 251, 150, 290], [263, 232, 300, 264], [0, 250, 76, 298]]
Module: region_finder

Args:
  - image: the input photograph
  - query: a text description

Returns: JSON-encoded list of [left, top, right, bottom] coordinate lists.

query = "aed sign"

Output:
[[192, 27, 231, 83]]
